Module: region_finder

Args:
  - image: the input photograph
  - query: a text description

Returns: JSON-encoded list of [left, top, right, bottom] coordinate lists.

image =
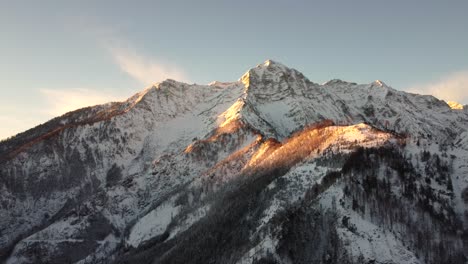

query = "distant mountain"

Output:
[[1, 60, 467, 264]]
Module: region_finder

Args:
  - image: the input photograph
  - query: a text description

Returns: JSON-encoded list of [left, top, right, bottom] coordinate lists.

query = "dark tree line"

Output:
[[341, 147, 466, 264]]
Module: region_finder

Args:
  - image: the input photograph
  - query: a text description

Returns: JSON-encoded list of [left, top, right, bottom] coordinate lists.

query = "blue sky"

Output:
[[1, 0, 468, 139]]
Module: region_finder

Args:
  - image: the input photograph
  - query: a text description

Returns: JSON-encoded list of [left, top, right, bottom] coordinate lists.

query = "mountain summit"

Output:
[[1, 61, 467, 264]]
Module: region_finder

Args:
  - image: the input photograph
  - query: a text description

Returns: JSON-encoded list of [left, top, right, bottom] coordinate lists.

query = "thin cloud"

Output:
[[80, 24, 189, 85], [407, 71, 468, 104], [109, 47, 189, 85], [39, 88, 126, 116]]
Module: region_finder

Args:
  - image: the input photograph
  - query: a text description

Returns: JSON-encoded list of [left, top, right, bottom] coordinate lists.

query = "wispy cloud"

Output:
[[407, 71, 468, 104], [78, 23, 189, 85], [39, 88, 126, 116], [109, 47, 189, 86]]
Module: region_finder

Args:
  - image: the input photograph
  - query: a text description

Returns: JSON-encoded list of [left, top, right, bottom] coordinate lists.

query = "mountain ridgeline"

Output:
[[1, 60, 467, 264]]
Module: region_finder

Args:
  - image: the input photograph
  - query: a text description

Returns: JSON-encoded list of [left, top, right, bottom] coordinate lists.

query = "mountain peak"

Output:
[[241, 60, 317, 86], [3, 60, 468, 264], [253, 59, 288, 71], [240, 60, 302, 87], [372, 80, 388, 87], [153, 78, 183, 88], [262, 59, 282, 67]]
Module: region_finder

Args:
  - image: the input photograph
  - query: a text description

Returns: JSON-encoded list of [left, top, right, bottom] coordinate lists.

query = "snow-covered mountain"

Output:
[[1, 60, 467, 264]]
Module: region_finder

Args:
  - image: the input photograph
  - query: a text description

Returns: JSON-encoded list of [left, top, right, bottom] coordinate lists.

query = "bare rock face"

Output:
[[1, 60, 468, 264]]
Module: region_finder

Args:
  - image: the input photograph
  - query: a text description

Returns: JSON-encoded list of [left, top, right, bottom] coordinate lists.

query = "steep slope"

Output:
[[0, 80, 248, 261], [1, 60, 467, 264]]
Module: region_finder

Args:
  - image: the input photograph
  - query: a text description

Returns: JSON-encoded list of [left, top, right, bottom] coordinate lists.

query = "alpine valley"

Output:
[[1, 60, 467, 264]]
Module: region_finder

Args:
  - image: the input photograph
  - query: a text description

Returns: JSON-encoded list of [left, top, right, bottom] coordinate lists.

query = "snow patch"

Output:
[[127, 200, 180, 248]]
